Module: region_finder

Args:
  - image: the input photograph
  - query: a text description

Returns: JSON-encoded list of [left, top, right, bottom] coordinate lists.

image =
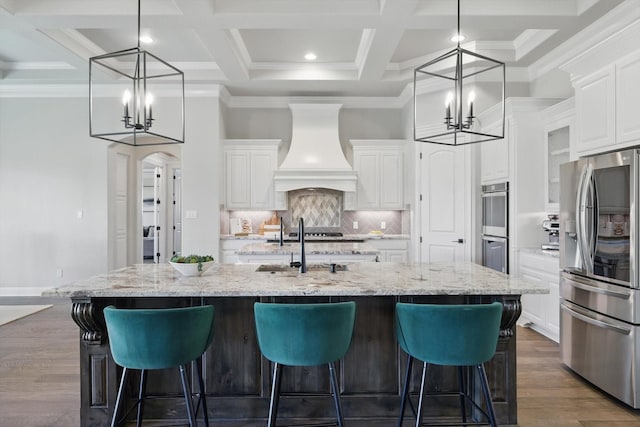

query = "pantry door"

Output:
[[418, 143, 471, 263]]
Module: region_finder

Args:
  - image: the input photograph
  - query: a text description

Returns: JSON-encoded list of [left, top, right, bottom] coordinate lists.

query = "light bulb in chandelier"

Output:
[[444, 91, 476, 130]]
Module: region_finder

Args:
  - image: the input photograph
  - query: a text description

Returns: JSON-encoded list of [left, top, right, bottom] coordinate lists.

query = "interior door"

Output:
[[419, 144, 470, 263]]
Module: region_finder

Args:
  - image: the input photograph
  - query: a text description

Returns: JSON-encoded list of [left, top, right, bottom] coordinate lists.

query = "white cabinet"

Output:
[[519, 251, 560, 342], [542, 98, 574, 213], [367, 238, 408, 262], [237, 253, 377, 264], [220, 238, 266, 264], [480, 131, 509, 184], [350, 140, 406, 210], [223, 140, 283, 210], [616, 50, 640, 144], [572, 51, 640, 157], [574, 66, 615, 154]]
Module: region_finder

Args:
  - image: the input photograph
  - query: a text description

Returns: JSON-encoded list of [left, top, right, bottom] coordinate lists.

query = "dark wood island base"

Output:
[[71, 294, 522, 426]]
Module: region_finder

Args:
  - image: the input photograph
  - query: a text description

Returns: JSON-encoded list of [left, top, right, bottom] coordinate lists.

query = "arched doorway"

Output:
[[107, 144, 181, 270], [141, 153, 181, 264]]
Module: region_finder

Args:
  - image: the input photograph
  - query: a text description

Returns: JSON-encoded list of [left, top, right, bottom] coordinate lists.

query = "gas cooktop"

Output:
[[288, 232, 344, 238]]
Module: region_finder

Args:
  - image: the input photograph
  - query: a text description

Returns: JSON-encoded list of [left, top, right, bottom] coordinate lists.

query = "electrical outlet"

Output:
[[353, 221, 358, 230], [381, 221, 386, 230], [56, 268, 63, 278]]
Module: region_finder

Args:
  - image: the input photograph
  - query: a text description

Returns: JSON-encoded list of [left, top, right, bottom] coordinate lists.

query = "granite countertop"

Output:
[[237, 242, 379, 255], [43, 262, 549, 298]]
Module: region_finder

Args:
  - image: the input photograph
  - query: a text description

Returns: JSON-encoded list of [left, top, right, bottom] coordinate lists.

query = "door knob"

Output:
[[451, 238, 464, 244]]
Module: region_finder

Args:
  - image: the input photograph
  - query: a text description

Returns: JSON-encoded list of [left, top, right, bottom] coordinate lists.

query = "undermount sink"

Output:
[[256, 264, 348, 273]]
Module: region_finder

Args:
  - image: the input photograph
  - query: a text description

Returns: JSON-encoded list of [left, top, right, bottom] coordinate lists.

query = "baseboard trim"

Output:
[[0, 287, 50, 297]]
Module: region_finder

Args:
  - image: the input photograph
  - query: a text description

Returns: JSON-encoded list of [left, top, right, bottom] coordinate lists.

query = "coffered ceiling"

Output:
[[0, 0, 627, 97]]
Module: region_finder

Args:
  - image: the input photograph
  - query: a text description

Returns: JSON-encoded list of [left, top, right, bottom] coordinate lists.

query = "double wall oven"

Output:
[[482, 182, 509, 273], [560, 149, 640, 408]]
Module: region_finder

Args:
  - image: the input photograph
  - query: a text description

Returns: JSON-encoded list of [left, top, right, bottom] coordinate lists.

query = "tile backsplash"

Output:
[[221, 190, 409, 236]]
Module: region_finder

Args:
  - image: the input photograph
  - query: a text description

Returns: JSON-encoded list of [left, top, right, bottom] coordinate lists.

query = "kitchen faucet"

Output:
[[289, 217, 307, 273], [298, 217, 307, 273]]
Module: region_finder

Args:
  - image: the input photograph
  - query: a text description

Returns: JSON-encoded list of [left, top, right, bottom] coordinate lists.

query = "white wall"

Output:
[[0, 97, 109, 294], [181, 96, 222, 258], [0, 94, 223, 295]]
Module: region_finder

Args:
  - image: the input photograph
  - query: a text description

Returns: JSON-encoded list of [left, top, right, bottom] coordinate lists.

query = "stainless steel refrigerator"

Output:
[[559, 148, 640, 408]]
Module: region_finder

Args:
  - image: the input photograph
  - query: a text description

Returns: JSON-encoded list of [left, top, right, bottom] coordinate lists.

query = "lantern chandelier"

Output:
[[413, 0, 505, 146], [89, 0, 185, 146]]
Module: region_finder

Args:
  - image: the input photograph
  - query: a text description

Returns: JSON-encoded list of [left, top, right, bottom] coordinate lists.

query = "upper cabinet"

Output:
[[223, 140, 283, 210], [574, 66, 615, 154], [542, 98, 574, 213], [480, 131, 509, 184], [572, 50, 640, 156], [349, 140, 406, 210], [616, 50, 640, 144]]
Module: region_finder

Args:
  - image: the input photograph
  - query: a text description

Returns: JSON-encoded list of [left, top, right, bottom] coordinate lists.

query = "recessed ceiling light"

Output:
[[139, 35, 154, 44], [450, 33, 465, 43], [304, 52, 317, 61]]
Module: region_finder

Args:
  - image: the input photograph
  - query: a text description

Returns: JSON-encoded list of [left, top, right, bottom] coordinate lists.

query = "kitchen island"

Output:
[[45, 262, 547, 426]]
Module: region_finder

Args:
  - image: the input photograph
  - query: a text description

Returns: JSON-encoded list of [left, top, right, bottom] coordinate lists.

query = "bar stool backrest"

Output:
[[104, 305, 215, 370], [396, 302, 502, 366], [254, 302, 356, 366]]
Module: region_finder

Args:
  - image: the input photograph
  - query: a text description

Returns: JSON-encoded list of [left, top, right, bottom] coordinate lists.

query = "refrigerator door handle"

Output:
[[577, 163, 594, 273], [564, 277, 630, 299], [561, 301, 631, 335]]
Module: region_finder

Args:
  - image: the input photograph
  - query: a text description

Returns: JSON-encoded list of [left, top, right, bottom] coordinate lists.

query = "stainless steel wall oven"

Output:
[[481, 182, 509, 274]]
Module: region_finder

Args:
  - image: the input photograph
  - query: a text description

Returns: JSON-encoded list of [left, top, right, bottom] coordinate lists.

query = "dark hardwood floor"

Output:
[[2, 296, 640, 426]]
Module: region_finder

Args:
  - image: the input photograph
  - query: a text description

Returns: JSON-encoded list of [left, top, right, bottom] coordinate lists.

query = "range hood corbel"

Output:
[[273, 104, 357, 192]]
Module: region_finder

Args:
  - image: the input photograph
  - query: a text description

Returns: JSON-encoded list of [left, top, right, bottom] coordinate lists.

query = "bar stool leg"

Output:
[[328, 362, 345, 427], [415, 361, 428, 427], [179, 364, 198, 427], [111, 367, 129, 427], [477, 364, 498, 427], [397, 354, 413, 427], [268, 362, 283, 427], [195, 357, 210, 426], [136, 369, 147, 427], [457, 366, 467, 426]]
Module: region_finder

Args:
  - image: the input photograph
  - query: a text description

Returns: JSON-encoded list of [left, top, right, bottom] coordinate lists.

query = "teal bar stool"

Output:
[[254, 301, 356, 427], [103, 305, 215, 427], [396, 302, 503, 427]]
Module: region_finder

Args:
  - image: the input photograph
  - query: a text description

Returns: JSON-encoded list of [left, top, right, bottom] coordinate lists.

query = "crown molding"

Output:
[[224, 95, 406, 109], [529, 0, 640, 80], [0, 83, 225, 98]]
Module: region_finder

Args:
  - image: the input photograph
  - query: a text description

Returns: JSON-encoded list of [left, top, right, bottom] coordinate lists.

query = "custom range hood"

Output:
[[274, 104, 357, 192]]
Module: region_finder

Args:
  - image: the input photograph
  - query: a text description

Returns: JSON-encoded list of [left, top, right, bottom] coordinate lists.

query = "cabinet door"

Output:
[[480, 125, 509, 184], [250, 151, 276, 209], [380, 151, 404, 209], [575, 66, 615, 154], [386, 250, 408, 262], [225, 151, 251, 209], [519, 267, 545, 325], [546, 279, 560, 340], [616, 51, 640, 144], [355, 151, 380, 209], [544, 125, 570, 212]]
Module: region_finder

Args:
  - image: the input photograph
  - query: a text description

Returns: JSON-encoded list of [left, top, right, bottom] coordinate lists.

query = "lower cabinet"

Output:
[[367, 238, 409, 262], [518, 251, 560, 342], [237, 253, 377, 264], [220, 239, 266, 264]]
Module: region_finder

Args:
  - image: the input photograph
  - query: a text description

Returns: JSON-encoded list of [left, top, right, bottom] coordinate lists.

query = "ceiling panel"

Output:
[[239, 29, 362, 63]]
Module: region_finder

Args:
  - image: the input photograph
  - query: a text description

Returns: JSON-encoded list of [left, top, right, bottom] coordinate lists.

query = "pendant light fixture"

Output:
[[413, 0, 505, 146], [89, 0, 185, 146]]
